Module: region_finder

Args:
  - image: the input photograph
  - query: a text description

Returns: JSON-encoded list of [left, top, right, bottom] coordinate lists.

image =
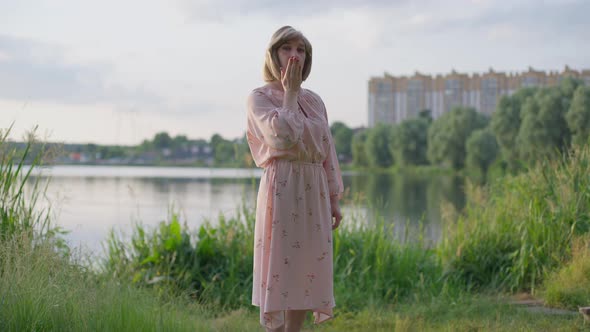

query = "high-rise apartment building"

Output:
[[368, 66, 590, 127]]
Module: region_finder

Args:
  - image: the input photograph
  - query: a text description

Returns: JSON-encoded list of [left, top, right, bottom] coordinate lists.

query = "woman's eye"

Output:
[[298, 48, 304, 53], [282, 46, 291, 51]]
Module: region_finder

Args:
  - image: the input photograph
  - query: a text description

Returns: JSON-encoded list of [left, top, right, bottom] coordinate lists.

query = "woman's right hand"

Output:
[[280, 57, 302, 93]]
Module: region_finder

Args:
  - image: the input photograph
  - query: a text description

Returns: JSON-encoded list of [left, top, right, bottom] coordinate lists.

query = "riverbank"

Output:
[[2, 131, 590, 330], [0, 236, 583, 331]]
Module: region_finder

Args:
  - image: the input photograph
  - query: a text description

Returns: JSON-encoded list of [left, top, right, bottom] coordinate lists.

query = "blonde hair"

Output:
[[263, 26, 313, 83]]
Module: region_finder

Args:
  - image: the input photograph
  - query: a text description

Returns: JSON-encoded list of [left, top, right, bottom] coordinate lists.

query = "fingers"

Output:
[[288, 57, 294, 83], [331, 211, 342, 230], [332, 217, 341, 230], [294, 57, 302, 81], [282, 57, 302, 91]]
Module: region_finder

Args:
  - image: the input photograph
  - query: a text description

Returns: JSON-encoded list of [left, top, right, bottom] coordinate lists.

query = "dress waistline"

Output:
[[273, 159, 323, 167]]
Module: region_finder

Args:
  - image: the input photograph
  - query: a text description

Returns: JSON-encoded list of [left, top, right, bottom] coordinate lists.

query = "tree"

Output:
[[214, 140, 235, 165], [171, 135, 189, 157], [153, 132, 172, 149], [559, 77, 584, 102], [351, 131, 369, 167], [138, 139, 153, 153], [566, 85, 590, 146], [85, 143, 98, 160], [392, 117, 430, 166], [418, 109, 433, 123], [491, 88, 536, 170], [234, 134, 253, 167], [517, 87, 571, 164], [210, 134, 224, 151], [427, 107, 488, 169], [330, 121, 353, 160], [173, 135, 188, 147], [466, 128, 499, 175], [365, 123, 395, 168]]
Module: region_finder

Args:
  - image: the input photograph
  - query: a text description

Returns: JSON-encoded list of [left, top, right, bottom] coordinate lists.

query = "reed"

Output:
[[104, 203, 443, 311], [103, 205, 256, 309], [543, 235, 590, 309], [0, 125, 55, 241], [439, 143, 590, 292]]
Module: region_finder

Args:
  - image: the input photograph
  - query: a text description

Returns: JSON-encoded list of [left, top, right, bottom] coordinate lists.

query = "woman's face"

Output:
[[277, 38, 306, 71]]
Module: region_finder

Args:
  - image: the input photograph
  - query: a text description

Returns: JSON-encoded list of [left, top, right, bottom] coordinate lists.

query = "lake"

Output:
[[27, 165, 466, 254]]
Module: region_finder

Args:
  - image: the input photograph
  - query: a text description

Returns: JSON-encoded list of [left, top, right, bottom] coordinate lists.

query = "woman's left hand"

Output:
[[330, 197, 342, 230]]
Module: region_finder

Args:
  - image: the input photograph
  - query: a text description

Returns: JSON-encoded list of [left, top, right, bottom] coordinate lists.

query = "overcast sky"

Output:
[[1, 0, 589, 145]]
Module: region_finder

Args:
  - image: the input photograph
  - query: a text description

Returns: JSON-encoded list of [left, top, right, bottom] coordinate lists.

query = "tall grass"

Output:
[[105, 142, 590, 310], [104, 203, 444, 311], [439, 144, 590, 292], [543, 234, 590, 309], [0, 234, 212, 332], [103, 206, 255, 309], [332, 219, 442, 309], [0, 126, 56, 241], [0, 126, 214, 331], [5, 122, 589, 330]]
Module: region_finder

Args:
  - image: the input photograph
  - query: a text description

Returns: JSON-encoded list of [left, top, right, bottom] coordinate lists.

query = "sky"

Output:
[[1, 0, 589, 145]]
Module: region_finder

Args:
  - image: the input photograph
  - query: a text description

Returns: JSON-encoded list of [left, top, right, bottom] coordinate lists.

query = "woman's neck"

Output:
[[267, 81, 284, 91]]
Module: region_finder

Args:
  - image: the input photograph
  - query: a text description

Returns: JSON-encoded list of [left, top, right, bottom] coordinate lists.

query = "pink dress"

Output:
[[246, 84, 344, 329]]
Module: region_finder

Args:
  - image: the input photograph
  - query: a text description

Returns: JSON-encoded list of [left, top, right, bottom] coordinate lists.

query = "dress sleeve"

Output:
[[324, 133, 344, 199], [317, 95, 344, 200], [247, 89, 305, 151]]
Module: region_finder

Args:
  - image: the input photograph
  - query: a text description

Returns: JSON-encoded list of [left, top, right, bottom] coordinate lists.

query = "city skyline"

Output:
[[368, 65, 590, 127], [1, 0, 589, 144]]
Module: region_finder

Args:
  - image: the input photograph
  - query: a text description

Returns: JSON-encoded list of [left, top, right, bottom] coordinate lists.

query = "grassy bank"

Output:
[[2, 126, 590, 330], [0, 235, 215, 331], [0, 232, 584, 331], [105, 144, 590, 307]]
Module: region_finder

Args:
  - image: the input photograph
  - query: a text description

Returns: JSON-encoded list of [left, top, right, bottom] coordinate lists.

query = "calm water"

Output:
[[27, 165, 466, 254]]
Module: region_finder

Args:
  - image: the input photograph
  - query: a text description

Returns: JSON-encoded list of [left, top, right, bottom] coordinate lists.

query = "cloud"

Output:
[[0, 34, 161, 106], [176, 0, 414, 21], [400, 0, 590, 36], [367, 0, 590, 52]]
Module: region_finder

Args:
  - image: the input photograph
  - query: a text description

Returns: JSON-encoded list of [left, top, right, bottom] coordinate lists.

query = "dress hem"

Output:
[[253, 303, 335, 328]]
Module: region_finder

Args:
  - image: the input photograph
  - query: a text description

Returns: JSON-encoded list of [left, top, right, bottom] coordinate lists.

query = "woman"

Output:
[[246, 26, 344, 332]]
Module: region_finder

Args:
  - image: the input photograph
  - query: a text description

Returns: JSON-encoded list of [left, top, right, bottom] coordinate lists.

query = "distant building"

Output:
[[368, 66, 590, 126]]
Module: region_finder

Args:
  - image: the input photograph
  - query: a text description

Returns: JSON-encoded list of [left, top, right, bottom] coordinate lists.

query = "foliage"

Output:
[[543, 235, 590, 309], [105, 204, 441, 311], [0, 126, 61, 242], [333, 220, 441, 309], [440, 143, 590, 292], [330, 121, 354, 160], [566, 85, 590, 146], [427, 107, 489, 169], [365, 123, 395, 168], [351, 130, 369, 167], [104, 205, 255, 309], [465, 127, 499, 176], [0, 235, 211, 332], [391, 117, 430, 166], [491, 88, 536, 172], [153, 132, 173, 149], [517, 88, 570, 164]]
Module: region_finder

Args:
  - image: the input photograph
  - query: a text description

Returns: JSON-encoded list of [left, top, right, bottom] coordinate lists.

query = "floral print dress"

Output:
[[246, 84, 344, 329]]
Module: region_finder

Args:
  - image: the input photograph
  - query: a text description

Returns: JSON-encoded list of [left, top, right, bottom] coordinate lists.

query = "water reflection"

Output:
[[26, 167, 465, 253], [345, 172, 466, 243]]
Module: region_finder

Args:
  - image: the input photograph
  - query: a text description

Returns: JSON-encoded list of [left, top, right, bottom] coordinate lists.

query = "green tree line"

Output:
[[49, 132, 253, 168], [337, 78, 590, 177], [13, 78, 589, 170]]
